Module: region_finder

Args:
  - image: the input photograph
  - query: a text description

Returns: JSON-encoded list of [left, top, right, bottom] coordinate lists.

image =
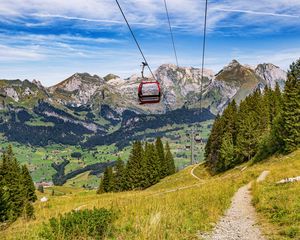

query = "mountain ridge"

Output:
[[0, 60, 287, 148], [0, 60, 286, 115]]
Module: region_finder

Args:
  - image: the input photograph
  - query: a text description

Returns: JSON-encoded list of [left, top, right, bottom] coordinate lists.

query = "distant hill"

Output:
[[0, 61, 286, 147]]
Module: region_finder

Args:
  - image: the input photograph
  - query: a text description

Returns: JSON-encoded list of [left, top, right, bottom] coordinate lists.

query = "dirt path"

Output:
[[190, 162, 205, 181], [200, 171, 269, 240]]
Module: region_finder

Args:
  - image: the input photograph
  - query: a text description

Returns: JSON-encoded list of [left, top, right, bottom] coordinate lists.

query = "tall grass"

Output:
[[2, 149, 299, 239], [252, 150, 300, 240]]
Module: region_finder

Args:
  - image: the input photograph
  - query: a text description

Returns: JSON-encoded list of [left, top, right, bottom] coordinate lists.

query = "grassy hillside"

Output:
[[252, 150, 300, 240], [2, 149, 299, 240]]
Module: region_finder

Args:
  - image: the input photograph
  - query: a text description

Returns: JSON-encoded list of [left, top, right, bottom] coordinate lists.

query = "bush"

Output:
[[38, 185, 44, 193], [71, 152, 82, 159], [39, 208, 116, 240]]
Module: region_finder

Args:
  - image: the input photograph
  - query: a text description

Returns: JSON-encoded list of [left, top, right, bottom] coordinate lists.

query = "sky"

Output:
[[0, 0, 300, 86]]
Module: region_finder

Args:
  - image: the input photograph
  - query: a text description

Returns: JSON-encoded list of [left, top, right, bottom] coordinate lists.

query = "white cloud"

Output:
[[1, 0, 300, 33], [0, 45, 44, 61]]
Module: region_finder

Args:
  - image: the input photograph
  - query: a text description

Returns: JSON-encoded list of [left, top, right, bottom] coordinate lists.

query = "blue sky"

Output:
[[0, 0, 300, 86]]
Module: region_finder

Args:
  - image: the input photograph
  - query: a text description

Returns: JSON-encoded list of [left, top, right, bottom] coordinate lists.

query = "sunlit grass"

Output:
[[2, 149, 299, 239], [252, 150, 300, 240]]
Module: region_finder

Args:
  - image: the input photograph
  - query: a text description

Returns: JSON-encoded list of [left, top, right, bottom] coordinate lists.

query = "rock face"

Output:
[[0, 60, 286, 115], [0, 60, 287, 147], [255, 63, 287, 89]]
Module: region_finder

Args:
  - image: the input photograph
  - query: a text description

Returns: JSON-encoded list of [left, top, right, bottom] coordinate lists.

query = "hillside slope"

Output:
[[3, 149, 299, 240]]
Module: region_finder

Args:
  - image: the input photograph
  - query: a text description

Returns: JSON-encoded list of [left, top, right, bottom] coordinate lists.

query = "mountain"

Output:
[[0, 60, 287, 148]]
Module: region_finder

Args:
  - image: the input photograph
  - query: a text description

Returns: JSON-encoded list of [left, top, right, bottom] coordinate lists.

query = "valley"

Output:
[[0, 61, 286, 186]]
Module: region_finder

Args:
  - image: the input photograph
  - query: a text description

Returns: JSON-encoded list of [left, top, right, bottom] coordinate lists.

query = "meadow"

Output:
[[2, 149, 299, 239], [0, 120, 213, 186]]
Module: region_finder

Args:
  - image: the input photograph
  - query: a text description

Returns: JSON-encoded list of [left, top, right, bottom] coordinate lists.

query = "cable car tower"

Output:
[[186, 0, 208, 165]]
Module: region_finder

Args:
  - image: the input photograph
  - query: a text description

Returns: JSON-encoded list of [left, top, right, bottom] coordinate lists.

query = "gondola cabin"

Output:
[[138, 80, 161, 104]]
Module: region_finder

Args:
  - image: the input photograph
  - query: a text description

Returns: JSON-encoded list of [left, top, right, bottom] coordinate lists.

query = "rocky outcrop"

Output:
[[0, 61, 287, 115]]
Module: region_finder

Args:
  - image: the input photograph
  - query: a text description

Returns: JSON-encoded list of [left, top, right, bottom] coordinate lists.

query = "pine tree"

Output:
[[21, 165, 37, 202], [235, 90, 270, 163], [0, 154, 8, 222], [155, 137, 167, 178], [2, 145, 25, 221], [125, 141, 145, 190], [0, 184, 8, 222], [113, 157, 125, 192], [164, 142, 176, 175], [143, 143, 160, 188], [102, 167, 114, 192], [265, 84, 282, 125], [205, 115, 226, 171], [278, 59, 300, 152], [96, 177, 105, 194], [219, 132, 235, 171]]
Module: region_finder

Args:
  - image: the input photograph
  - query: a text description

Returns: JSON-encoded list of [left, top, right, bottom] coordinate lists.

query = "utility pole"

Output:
[[190, 129, 195, 165], [186, 128, 196, 165]]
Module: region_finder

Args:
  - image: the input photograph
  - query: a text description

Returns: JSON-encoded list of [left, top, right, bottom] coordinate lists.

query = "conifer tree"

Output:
[[278, 59, 300, 152], [0, 184, 7, 222], [164, 142, 176, 175], [155, 137, 167, 178], [0, 156, 8, 222], [113, 157, 125, 192], [222, 100, 238, 144], [125, 141, 144, 190], [21, 165, 37, 202], [219, 132, 235, 171], [96, 177, 105, 194], [2, 145, 24, 221], [265, 84, 282, 125], [0, 145, 37, 222], [205, 115, 225, 171], [102, 167, 114, 192], [143, 143, 160, 188]]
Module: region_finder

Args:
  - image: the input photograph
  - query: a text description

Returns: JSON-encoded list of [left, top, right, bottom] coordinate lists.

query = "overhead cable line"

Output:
[[115, 0, 156, 80], [199, 0, 208, 113], [190, 0, 209, 165], [164, 0, 179, 67]]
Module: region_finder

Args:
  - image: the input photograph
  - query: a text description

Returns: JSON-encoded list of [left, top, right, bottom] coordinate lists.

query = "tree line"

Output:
[[205, 59, 300, 173], [0, 145, 37, 226], [97, 137, 176, 193]]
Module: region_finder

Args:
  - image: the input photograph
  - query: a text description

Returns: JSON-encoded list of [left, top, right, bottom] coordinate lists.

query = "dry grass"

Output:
[[252, 150, 300, 240], [2, 150, 299, 240]]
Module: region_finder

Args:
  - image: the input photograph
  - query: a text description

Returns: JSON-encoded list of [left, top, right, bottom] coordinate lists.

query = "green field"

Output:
[[0, 120, 213, 186]]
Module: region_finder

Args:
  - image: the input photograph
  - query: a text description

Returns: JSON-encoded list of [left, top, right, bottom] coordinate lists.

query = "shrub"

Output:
[[39, 208, 116, 240], [37, 185, 44, 193], [71, 152, 82, 159]]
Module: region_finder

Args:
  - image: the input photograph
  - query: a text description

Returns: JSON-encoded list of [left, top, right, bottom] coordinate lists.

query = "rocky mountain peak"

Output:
[[104, 74, 120, 82], [219, 59, 242, 72], [0, 62, 287, 114], [32, 79, 43, 88], [255, 63, 286, 89]]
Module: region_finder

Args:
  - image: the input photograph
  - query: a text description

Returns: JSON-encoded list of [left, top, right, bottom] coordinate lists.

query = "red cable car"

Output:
[[138, 62, 161, 104]]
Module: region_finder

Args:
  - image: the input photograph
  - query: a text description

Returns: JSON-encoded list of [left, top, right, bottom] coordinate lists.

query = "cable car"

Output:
[[138, 62, 161, 104]]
